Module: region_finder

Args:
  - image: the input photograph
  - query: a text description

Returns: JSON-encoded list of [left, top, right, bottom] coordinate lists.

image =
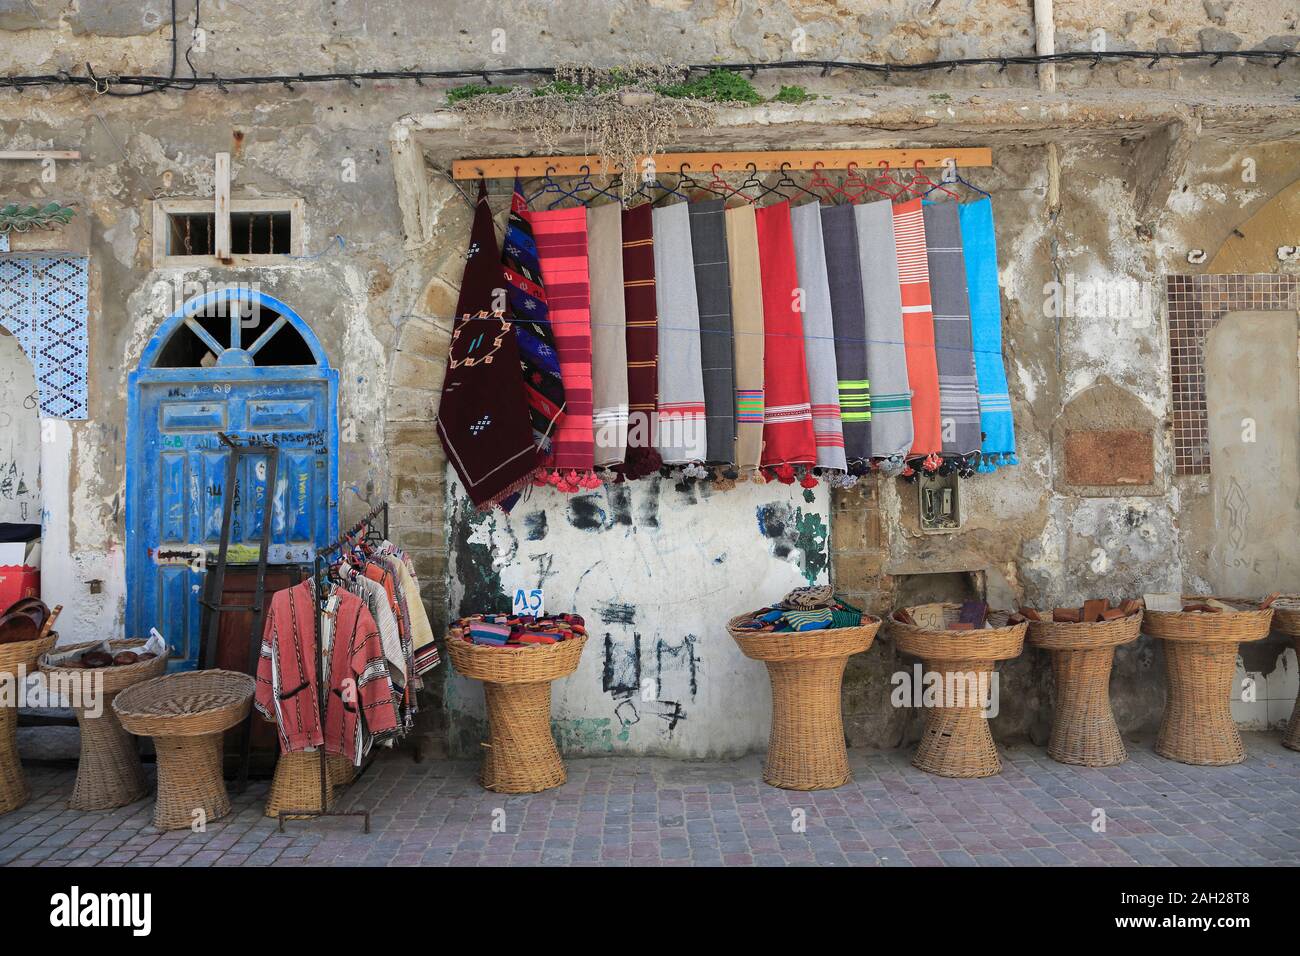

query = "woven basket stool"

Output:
[[889, 606, 1026, 778], [38, 640, 168, 810], [1027, 612, 1141, 767], [0, 632, 57, 816], [445, 635, 587, 793], [113, 669, 254, 829], [262, 738, 356, 818], [1144, 597, 1273, 766], [1274, 597, 1300, 751], [727, 616, 879, 791]]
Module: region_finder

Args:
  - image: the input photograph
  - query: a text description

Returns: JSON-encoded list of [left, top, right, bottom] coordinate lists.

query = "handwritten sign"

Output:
[[512, 588, 544, 618]]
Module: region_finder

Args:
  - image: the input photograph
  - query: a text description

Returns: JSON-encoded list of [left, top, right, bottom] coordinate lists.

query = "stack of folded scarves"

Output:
[[450, 613, 587, 647], [732, 586, 863, 634]]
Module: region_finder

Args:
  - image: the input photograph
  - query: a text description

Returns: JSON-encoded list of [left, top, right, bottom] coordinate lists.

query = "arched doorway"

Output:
[[0, 327, 40, 525], [126, 288, 339, 669]]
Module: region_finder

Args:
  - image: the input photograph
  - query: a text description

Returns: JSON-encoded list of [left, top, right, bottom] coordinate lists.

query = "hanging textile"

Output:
[[725, 204, 765, 476], [436, 181, 539, 509], [586, 202, 629, 467], [790, 202, 846, 473], [688, 199, 737, 464], [922, 201, 983, 457], [359, 555, 416, 729], [620, 203, 661, 476], [384, 547, 439, 674], [502, 177, 566, 450], [255, 580, 399, 765], [652, 202, 707, 464], [530, 206, 597, 478], [892, 198, 942, 458], [854, 199, 913, 462], [755, 201, 816, 468], [819, 204, 872, 465], [959, 197, 1018, 470], [343, 564, 406, 728]]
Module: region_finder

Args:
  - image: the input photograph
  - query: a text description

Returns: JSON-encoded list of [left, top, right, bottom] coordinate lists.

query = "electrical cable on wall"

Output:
[[2, 50, 1296, 97]]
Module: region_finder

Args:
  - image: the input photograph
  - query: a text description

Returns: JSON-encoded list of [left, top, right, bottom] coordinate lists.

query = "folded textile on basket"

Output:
[[733, 593, 862, 633], [451, 613, 587, 646], [779, 584, 835, 610]]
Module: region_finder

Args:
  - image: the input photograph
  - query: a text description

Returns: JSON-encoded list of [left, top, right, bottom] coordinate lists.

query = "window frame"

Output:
[[151, 196, 305, 269]]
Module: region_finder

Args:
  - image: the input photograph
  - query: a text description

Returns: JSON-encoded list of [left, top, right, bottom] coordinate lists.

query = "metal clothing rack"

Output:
[[199, 432, 279, 795], [275, 500, 388, 832]]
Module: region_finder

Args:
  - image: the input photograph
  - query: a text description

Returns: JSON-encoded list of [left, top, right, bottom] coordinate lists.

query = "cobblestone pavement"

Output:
[[3, 732, 1298, 867]]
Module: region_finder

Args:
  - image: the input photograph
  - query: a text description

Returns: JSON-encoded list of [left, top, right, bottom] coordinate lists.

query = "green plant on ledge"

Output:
[[655, 69, 763, 104], [448, 67, 766, 107], [0, 201, 76, 233], [772, 85, 817, 104], [447, 84, 511, 103]]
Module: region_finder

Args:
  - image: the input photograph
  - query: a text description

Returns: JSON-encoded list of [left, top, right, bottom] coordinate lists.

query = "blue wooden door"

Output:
[[126, 289, 338, 670]]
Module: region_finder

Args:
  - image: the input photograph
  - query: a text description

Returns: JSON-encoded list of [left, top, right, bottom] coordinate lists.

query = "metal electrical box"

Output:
[[919, 472, 962, 533]]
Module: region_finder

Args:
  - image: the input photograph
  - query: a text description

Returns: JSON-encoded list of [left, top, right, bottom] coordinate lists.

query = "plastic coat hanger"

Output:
[[551, 164, 620, 208], [571, 165, 622, 204], [838, 161, 893, 204], [734, 162, 771, 203], [772, 162, 820, 203], [925, 162, 991, 200], [902, 159, 957, 200], [872, 160, 903, 198], [808, 161, 838, 203], [526, 166, 565, 205], [706, 163, 751, 205], [678, 162, 726, 200], [649, 172, 690, 206]]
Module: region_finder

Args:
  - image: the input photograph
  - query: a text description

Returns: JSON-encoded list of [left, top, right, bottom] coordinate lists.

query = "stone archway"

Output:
[[0, 327, 40, 524]]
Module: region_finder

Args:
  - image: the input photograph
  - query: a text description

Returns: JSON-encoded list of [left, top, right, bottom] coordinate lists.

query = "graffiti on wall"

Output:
[[446, 472, 831, 758]]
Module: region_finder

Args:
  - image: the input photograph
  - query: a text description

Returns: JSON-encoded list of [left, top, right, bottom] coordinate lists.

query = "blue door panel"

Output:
[[161, 401, 227, 430]]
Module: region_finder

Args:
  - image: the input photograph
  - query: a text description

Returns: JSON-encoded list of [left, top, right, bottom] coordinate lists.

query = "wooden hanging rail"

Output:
[[452, 147, 992, 180]]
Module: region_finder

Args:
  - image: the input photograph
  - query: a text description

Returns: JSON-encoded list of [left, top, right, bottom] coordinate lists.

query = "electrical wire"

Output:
[[4, 50, 1296, 96]]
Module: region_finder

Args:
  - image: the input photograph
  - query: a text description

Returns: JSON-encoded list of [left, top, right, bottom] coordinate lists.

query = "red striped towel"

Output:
[[893, 198, 942, 456], [529, 208, 594, 474], [755, 201, 816, 467]]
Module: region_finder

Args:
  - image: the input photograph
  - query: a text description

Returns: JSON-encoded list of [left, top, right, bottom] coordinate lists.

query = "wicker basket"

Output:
[[259, 721, 356, 818], [888, 607, 1025, 778], [444, 634, 586, 684], [890, 607, 1026, 663], [1273, 597, 1300, 751], [113, 669, 254, 829], [1144, 597, 1272, 766], [445, 635, 587, 794], [1027, 612, 1142, 767], [727, 616, 880, 791], [0, 632, 56, 817], [265, 751, 335, 819], [1142, 596, 1273, 643], [0, 631, 56, 672], [39, 639, 168, 810]]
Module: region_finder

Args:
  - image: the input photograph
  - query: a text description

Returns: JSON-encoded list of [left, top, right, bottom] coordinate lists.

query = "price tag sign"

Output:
[[512, 588, 544, 618]]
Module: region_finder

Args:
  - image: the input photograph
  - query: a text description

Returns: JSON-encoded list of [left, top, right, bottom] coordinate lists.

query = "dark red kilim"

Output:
[[436, 181, 539, 508], [621, 203, 659, 463]]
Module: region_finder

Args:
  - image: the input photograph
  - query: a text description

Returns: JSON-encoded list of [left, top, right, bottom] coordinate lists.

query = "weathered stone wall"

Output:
[[1, 1, 1297, 755]]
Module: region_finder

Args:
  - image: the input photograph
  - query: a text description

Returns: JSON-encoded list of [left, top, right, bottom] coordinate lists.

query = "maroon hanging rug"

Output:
[[436, 181, 540, 509]]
